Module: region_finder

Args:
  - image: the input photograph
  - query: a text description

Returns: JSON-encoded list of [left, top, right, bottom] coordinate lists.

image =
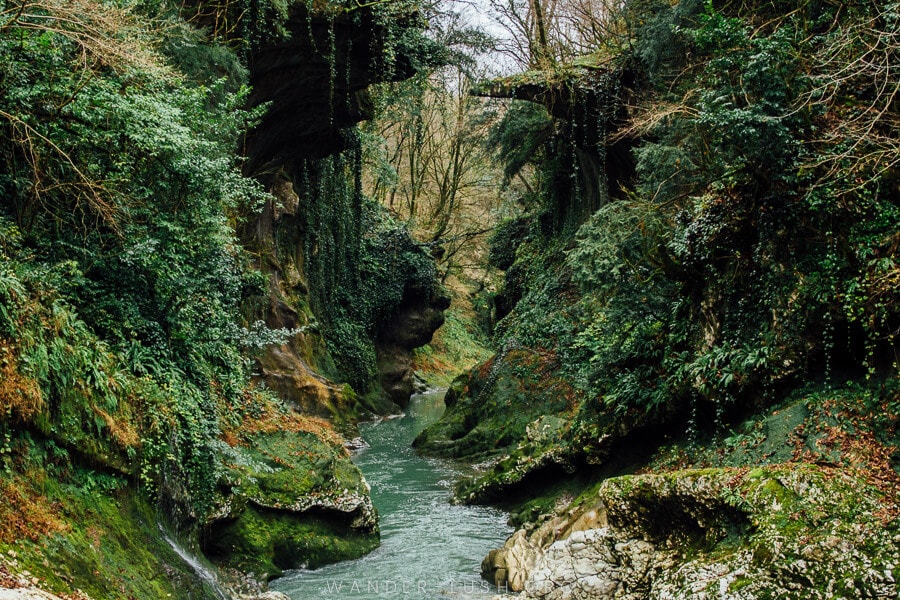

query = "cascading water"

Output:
[[271, 389, 513, 599], [159, 524, 232, 600]]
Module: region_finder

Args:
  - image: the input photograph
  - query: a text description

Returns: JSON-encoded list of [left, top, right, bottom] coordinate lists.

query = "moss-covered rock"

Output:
[[207, 420, 378, 580], [495, 464, 900, 599], [205, 504, 378, 579], [413, 347, 576, 461], [0, 468, 225, 600]]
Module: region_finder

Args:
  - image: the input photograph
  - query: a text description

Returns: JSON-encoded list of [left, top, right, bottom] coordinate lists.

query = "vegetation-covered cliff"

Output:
[[1, 0, 898, 598], [0, 0, 447, 596], [416, 0, 900, 597]]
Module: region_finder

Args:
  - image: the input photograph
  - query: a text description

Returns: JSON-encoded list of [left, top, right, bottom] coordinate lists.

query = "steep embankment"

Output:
[[418, 1, 900, 597], [0, 1, 444, 597]]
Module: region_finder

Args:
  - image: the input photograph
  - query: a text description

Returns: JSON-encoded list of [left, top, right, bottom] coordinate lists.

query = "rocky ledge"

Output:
[[205, 424, 379, 582], [485, 465, 899, 600]]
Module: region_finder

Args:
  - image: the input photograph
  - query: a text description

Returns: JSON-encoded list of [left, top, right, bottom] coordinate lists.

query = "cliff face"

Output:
[[419, 1, 900, 597], [240, 2, 447, 416], [244, 5, 420, 167], [375, 281, 451, 406], [203, 1, 449, 582]]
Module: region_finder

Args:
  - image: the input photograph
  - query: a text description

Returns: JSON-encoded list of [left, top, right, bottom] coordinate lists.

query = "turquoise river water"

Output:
[[270, 390, 513, 599]]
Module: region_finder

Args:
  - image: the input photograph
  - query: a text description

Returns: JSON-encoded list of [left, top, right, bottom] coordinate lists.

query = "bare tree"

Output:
[[485, 0, 625, 68], [363, 65, 505, 281]]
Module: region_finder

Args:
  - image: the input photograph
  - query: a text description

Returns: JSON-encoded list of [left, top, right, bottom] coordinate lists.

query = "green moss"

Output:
[[505, 477, 589, 528], [225, 430, 356, 504], [413, 306, 492, 388], [0, 470, 221, 599], [209, 426, 379, 578], [206, 505, 378, 578], [415, 349, 575, 460], [584, 463, 898, 597]]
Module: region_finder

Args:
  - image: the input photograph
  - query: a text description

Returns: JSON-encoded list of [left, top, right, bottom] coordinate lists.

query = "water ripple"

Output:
[[271, 391, 512, 599]]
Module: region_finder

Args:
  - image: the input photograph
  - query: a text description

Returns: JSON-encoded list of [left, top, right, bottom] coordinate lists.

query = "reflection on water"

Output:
[[271, 390, 512, 599]]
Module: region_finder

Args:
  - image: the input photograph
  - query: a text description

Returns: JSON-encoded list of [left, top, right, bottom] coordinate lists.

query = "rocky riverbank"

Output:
[[485, 464, 898, 599], [478, 388, 900, 599]]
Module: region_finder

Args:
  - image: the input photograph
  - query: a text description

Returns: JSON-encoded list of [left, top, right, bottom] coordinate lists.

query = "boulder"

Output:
[[526, 529, 661, 600], [482, 529, 541, 592], [205, 429, 379, 579], [485, 464, 900, 600]]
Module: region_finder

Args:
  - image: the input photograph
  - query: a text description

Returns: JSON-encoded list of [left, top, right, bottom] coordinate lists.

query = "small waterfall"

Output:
[[158, 524, 232, 600]]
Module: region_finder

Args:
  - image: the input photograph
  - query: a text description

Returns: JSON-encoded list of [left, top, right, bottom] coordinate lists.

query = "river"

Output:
[[270, 389, 513, 599]]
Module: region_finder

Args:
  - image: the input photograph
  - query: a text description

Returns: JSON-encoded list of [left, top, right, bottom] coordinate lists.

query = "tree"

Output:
[[485, 0, 626, 69], [361, 5, 511, 283]]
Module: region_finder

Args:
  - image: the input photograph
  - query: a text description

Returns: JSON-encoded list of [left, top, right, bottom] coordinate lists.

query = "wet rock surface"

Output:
[[205, 429, 379, 580]]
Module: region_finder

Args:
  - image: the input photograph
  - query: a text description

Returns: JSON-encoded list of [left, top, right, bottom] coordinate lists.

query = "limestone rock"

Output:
[[205, 429, 379, 578], [525, 529, 659, 600], [257, 342, 357, 420], [486, 465, 900, 600], [0, 590, 69, 600], [483, 529, 541, 592]]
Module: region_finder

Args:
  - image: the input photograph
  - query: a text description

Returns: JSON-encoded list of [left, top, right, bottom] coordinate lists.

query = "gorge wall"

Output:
[[0, 1, 447, 598], [240, 2, 448, 416], [419, 1, 900, 598], [204, 0, 452, 585]]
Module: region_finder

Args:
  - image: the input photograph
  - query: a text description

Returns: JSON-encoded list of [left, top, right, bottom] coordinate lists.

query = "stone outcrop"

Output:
[[485, 465, 900, 600], [256, 342, 357, 421], [415, 345, 672, 506], [241, 171, 368, 421], [482, 529, 541, 592], [245, 4, 423, 168], [205, 428, 378, 580], [375, 284, 450, 407], [472, 60, 636, 214], [414, 346, 582, 462], [527, 529, 660, 600]]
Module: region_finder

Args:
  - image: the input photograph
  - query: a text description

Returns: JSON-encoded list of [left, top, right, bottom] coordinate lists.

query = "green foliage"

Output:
[[486, 101, 553, 183], [563, 0, 900, 420], [0, 429, 223, 599], [488, 217, 530, 271], [626, 0, 704, 77], [436, 0, 900, 479], [293, 153, 443, 393], [566, 199, 666, 296], [0, 0, 447, 589], [0, 0, 279, 519]]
